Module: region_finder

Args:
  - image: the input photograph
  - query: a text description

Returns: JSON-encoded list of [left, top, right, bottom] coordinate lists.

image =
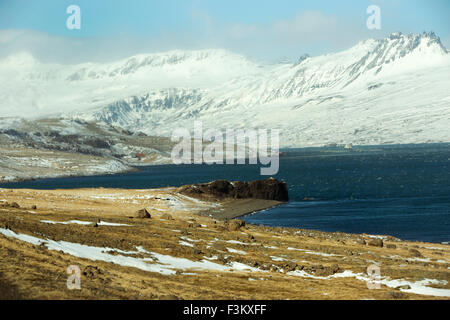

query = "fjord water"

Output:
[[1, 144, 449, 243]]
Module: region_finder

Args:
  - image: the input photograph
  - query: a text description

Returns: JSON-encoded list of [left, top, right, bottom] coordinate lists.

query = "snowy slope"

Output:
[[0, 32, 449, 147]]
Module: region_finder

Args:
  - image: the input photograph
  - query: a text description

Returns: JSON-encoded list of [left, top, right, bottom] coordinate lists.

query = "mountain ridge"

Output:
[[0, 32, 449, 147]]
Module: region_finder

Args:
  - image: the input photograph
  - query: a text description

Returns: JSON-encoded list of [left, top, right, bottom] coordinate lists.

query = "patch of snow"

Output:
[[179, 241, 194, 248], [287, 247, 340, 257], [0, 228, 246, 275], [287, 269, 450, 297], [270, 256, 287, 262], [225, 240, 247, 245], [40, 219, 130, 227], [227, 248, 247, 255]]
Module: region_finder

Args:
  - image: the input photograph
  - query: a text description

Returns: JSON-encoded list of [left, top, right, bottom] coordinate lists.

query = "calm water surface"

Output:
[[1, 144, 449, 243]]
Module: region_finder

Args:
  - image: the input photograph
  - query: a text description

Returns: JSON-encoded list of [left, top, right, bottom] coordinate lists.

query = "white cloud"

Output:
[[0, 29, 26, 44], [0, 10, 397, 63], [217, 10, 373, 60], [270, 11, 339, 42]]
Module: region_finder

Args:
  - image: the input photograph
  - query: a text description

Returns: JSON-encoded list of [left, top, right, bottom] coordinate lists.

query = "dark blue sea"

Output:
[[1, 144, 449, 243]]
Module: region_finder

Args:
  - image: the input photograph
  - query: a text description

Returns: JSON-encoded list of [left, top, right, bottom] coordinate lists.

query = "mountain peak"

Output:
[[340, 31, 449, 79], [384, 31, 447, 53]]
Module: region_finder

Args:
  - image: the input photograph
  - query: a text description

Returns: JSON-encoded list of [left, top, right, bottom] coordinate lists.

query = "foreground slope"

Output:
[[0, 185, 449, 299]]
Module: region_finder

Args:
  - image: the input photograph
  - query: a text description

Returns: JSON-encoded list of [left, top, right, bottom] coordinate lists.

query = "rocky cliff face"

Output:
[[178, 178, 289, 202]]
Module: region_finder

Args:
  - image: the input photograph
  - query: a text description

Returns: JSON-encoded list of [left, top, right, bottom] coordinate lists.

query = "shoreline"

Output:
[[196, 198, 286, 220], [0, 165, 140, 185], [0, 185, 445, 245], [3, 141, 450, 185], [0, 182, 446, 244]]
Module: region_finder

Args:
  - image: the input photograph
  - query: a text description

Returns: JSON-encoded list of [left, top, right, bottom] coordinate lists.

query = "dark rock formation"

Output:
[[178, 178, 289, 202], [136, 208, 151, 219]]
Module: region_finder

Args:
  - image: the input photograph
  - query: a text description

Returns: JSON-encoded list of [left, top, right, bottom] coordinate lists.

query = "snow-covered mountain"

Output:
[[1, 32, 449, 147]]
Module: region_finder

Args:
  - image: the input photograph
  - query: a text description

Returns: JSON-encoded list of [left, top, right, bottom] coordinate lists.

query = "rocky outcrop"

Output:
[[178, 178, 289, 202]]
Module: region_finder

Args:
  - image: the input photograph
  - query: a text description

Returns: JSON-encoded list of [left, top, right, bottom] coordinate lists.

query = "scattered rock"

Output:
[[249, 260, 260, 268], [354, 238, 366, 245], [330, 264, 340, 273], [214, 225, 227, 232], [312, 264, 340, 277], [217, 254, 230, 263], [136, 208, 151, 219], [269, 265, 279, 272], [83, 266, 103, 279], [160, 213, 173, 220], [386, 244, 397, 249], [228, 219, 245, 231], [241, 233, 255, 241], [281, 262, 298, 272], [9, 202, 20, 208], [395, 285, 411, 290], [30, 205, 37, 210], [190, 248, 202, 255], [189, 222, 202, 228], [368, 239, 383, 247], [211, 243, 227, 252], [409, 248, 422, 257]]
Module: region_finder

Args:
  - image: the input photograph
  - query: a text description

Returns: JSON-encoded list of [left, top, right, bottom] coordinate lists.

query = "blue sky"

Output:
[[1, 0, 449, 62]]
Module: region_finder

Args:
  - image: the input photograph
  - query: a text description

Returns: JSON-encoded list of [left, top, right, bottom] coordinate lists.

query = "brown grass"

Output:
[[0, 187, 449, 300]]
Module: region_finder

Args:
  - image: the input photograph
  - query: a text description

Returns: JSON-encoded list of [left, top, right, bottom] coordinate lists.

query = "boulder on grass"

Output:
[[160, 213, 173, 220], [354, 238, 366, 245], [228, 219, 245, 231], [9, 202, 20, 208], [409, 248, 422, 257], [368, 238, 383, 247], [136, 208, 151, 219]]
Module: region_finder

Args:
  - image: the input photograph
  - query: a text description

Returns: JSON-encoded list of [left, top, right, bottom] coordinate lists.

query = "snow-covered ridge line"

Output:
[[1, 32, 449, 147]]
